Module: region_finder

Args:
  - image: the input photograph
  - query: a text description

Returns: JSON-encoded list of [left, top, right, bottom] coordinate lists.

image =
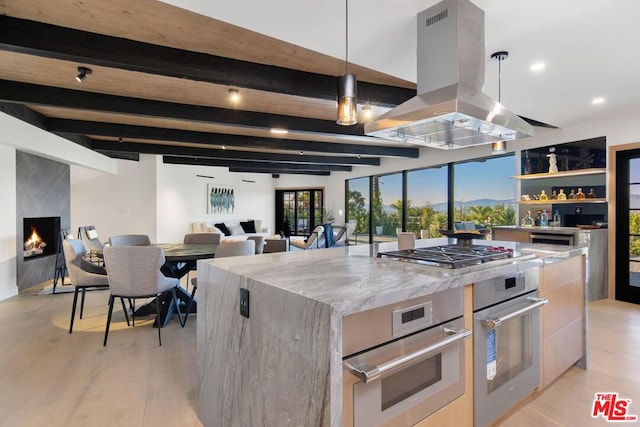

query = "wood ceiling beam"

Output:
[[0, 80, 365, 135], [90, 139, 380, 166], [0, 16, 415, 107], [229, 168, 330, 176], [162, 156, 348, 172], [49, 119, 419, 157]]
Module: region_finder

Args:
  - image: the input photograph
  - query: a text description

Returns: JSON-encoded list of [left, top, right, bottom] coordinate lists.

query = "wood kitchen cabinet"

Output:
[[492, 228, 531, 243], [538, 255, 586, 389]]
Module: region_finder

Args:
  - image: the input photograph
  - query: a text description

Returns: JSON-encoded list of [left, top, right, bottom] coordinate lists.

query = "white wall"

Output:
[[156, 162, 276, 243], [71, 155, 157, 243], [0, 145, 17, 300]]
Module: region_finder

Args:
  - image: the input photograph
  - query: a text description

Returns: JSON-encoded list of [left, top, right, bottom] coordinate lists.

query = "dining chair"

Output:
[[78, 225, 104, 265], [103, 245, 183, 346], [108, 234, 151, 246], [52, 229, 75, 293], [63, 239, 121, 334], [182, 232, 219, 290], [290, 225, 324, 250], [181, 239, 255, 327]]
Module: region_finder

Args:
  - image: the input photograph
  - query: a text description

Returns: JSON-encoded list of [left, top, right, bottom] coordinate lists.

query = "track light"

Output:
[[75, 66, 92, 83], [228, 88, 240, 103]]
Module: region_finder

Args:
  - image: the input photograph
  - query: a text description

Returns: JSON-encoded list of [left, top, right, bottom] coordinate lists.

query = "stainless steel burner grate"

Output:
[[377, 245, 525, 268]]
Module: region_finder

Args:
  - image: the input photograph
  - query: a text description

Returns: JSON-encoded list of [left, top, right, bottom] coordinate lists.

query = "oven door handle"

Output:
[[480, 296, 548, 329], [343, 327, 472, 384]]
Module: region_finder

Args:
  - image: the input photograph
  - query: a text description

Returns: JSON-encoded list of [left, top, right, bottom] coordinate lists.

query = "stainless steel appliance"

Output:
[[529, 232, 574, 245], [377, 244, 534, 269], [342, 287, 471, 427], [473, 269, 547, 427]]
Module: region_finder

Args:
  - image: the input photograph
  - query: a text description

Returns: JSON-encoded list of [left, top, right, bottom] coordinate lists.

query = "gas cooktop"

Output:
[[377, 244, 532, 269]]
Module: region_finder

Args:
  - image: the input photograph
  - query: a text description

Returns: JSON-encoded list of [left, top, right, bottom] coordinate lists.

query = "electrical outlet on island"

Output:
[[240, 288, 250, 318]]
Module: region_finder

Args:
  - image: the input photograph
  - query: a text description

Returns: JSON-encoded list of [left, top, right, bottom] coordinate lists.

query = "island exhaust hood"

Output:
[[364, 0, 533, 149]]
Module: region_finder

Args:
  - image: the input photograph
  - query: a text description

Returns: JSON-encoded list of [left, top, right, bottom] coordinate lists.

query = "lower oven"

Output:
[[473, 268, 547, 427], [529, 232, 574, 246], [342, 287, 471, 427]]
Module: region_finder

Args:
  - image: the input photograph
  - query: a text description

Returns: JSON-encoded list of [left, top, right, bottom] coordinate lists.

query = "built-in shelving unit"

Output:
[[512, 168, 606, 180], [517, 198, 607, 205]]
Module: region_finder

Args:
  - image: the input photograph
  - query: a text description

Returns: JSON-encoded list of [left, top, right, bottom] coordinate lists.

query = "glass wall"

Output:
[[372, 173, 403, 242], [406, 166, 449, 238], [346, 154, 515, 243], [453, 155, 517, 227], [346, 177, 370, 244]]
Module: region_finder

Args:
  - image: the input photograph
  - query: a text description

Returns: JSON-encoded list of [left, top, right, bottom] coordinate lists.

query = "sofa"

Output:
[[190, 220, 271, 243]]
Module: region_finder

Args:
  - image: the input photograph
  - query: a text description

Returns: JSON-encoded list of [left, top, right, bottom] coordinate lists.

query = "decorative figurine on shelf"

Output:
[[521, 194, 531, 201], [587, 188, 597, 198], [524, 150, 532, 175], [568, 189, 576, 199], [557, 189, 567, 200], [551, 190, 558, 200], [548, 152, 558, 173], [539, 190, 549, 200], [522, 211, 534, 227], [576, 187, 586, 199]]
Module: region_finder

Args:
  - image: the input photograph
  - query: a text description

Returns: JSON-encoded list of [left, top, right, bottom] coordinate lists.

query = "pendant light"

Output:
[[491, 51, 508, 154], [337, 0, 357, 126]]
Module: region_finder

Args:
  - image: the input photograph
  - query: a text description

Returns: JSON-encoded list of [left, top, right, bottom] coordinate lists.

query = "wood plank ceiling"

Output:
[[0, 0, 421, 175]]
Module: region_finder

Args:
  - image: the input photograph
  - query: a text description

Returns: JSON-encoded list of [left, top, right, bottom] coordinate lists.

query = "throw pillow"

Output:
[[205, 226, 223, 234], [240, 220, 257, 233], [215, 222, 231, 236], [228, 225, 246, 235]]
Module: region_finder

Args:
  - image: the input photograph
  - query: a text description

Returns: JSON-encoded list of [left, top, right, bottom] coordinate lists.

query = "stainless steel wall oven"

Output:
[[473, 268, 547, 427], [342, 287, 471, 427]]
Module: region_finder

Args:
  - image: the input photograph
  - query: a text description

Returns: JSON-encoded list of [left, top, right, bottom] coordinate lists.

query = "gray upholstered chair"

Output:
[[78, 225, 104, 265], [63, 239, 115, 334], [182, 239, 255, 326], [246, 235, 266, 254], [183, 232, 221, 245], [290, 225, 324, 250], [102, 246, 183, 346], [108, 234, 151, 246]]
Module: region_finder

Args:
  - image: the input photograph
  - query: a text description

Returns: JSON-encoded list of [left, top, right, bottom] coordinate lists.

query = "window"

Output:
[[346, 177, 370, 244], [453, 155, 516, 227], [372, 173, 403, 242], [406, 166, 449, 238], [275, 189, 323, 236]]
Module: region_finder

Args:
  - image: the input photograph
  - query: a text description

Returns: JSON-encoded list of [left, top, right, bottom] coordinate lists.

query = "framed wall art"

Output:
[[207, 184, 235, 214]]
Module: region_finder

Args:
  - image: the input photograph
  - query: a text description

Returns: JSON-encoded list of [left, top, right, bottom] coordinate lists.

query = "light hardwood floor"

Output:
[[0, 289, 638, 426]]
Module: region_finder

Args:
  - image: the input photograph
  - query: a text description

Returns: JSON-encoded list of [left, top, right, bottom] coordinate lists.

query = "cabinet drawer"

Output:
[[541, 277, 583, 337], [542, 318, 583, 387], [541, 256, 584, 292]]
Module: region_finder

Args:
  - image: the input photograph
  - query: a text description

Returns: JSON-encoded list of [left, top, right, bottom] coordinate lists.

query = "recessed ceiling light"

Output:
[[530, 62, 546, 72], [228, 88, 240, 103], [270, 128, 288, 134], [591, 97, 605, 105], [221, 145, 226, 150]]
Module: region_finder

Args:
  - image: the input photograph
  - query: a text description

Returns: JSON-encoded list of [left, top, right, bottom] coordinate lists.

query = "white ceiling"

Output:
[[161, 0, 640, 130]]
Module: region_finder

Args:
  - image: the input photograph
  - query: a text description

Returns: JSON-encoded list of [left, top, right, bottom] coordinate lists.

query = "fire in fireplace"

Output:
[[23, 217, 60, 260]]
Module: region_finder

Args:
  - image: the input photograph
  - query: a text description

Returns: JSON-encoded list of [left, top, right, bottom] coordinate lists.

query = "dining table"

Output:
[[134, 243, 218, 326]]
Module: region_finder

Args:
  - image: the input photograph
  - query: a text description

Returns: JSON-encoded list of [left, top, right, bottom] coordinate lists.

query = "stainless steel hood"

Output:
[[365, 0, 533, 149]]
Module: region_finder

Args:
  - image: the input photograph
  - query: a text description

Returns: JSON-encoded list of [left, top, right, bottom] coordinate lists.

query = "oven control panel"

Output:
[[392, 302, 433, 338]]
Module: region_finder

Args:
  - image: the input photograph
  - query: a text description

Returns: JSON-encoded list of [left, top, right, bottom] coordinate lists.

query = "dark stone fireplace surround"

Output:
[[16, 152, 70, 290]]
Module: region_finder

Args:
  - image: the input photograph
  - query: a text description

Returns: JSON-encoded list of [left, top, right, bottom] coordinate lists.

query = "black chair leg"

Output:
[[182, 285, 197, 327], [103, 294, 115, 346], [79, 288, 86, 319], [171, 287, 184, 327], [120, 297, 130, 326], [156, 296, 162, 346], [69, 287, 80, 334]]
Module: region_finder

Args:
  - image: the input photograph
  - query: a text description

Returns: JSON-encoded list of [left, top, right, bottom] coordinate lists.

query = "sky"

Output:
[[348, 155, 517, 207]]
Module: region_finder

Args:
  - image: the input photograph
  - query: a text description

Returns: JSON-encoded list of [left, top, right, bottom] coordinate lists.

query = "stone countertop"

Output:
[[492, 225, 606, 234], [199, 237, 586, 317]]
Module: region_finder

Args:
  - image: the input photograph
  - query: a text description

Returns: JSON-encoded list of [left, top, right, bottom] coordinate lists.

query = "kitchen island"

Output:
[[196, 238, 586, 427]]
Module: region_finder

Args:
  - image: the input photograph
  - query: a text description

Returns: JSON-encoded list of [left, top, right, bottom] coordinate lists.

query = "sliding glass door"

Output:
[[275, 189, 323, 237], [616, 149, 640, 303]]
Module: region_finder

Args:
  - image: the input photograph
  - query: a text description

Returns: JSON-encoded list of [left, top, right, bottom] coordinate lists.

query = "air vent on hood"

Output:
[[365, 0, 533, 149]]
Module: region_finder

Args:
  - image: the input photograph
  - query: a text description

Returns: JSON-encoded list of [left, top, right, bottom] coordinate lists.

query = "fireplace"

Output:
[[23, 217, 60, 260]]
